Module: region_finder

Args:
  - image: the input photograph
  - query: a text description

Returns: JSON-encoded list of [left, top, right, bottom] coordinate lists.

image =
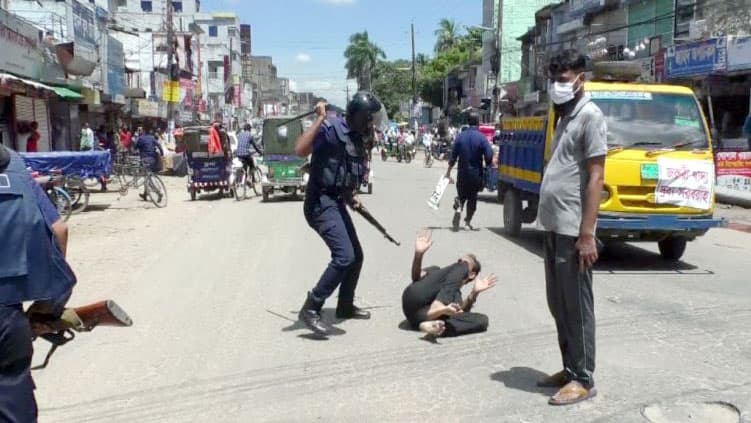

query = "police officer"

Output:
[[0, 145, 77, 422], [295, 92, 382, 335]]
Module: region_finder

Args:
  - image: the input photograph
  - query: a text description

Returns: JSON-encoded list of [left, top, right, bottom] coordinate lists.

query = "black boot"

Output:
[[298, 292, 331, 335], [336, 301, 371, 319]]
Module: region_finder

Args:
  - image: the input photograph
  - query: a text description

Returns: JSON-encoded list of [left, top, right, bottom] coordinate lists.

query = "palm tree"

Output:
[[344, 31, 386, 91], [434, 18, 459, 53]]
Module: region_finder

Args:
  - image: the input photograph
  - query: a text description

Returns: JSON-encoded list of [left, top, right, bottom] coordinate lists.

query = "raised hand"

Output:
[[415, 228, 433, 254], [472, 273, 498, 295]]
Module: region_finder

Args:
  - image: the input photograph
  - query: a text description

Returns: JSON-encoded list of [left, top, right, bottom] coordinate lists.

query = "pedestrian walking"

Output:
[[401, 229, 496, 337], [0, 145, 77, 421], [444, 112, 493, 230], [294, 92, 383, 336], [536, 49, 607, 406], [80, 123, 95, 151]]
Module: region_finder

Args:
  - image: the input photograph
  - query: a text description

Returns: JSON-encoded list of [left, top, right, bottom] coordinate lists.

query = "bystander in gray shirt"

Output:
[[538, 96, 608, 237]]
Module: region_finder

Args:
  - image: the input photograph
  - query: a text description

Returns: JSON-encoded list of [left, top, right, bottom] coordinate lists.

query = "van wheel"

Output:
[[658, 237, 687, 261], [503, 188, 522, 237]]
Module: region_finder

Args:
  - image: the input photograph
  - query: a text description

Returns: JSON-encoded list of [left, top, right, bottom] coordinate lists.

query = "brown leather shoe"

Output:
[[549, 381, 597, 406], [536, 370, 570, 388]]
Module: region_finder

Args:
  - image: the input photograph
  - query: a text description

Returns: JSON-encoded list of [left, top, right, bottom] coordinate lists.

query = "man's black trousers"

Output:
[[402, 302, 488, 337], [543, 232, 595, 389], [455, 172, 483, 222]]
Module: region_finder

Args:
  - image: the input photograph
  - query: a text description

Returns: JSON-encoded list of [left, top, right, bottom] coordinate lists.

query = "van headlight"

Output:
[[600, 189, 611, 203]]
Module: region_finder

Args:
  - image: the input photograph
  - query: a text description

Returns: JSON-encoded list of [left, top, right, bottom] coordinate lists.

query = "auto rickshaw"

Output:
[[183, 126, 232, 200], [260, 117, 309, 202]]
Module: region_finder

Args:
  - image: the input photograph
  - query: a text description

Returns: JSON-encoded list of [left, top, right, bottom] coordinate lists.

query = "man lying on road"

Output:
[[401, 229, 496, 337]]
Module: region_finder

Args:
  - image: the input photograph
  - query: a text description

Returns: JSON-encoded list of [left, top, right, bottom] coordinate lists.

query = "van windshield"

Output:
[[589, 91, 709, 149]]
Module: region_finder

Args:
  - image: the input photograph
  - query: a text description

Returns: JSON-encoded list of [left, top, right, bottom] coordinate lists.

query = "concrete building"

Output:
[[194, 12, 241, 121]]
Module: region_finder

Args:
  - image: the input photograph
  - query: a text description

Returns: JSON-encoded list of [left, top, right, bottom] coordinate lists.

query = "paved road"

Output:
[[34, 157, 751, 423]]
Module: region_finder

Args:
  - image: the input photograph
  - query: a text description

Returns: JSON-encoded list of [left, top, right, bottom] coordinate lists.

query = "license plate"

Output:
[[641, 163, 658, 180]]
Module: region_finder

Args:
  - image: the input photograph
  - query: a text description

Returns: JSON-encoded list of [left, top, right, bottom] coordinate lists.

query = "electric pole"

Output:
[[346, 84, 350, 104], [411, 22, 416, 130], [166, 2, 176, 137], [493, 0, 503, 122]]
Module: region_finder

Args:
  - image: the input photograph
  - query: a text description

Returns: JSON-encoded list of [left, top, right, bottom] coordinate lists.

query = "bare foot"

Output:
[[419, 320, 445, 336]]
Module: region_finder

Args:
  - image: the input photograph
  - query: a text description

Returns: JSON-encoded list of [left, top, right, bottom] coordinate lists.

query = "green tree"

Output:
[[371, 60, 413, 119], [344, 31, 386, 91], [434, 18, 459, 53]]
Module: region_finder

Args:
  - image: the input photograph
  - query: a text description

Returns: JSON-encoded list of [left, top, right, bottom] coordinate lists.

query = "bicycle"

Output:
[[232, 154, 263, 200], [112, 153, 168, 208], [62, 175, 90, 214], [33, 172, 72, 221]]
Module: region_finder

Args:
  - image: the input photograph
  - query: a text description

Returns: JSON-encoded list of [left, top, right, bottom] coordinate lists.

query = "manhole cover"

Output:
[[642, 401, 740, 423]]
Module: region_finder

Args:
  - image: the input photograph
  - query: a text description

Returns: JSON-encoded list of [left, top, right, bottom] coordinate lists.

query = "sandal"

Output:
[[536, 370, 570, 388], [548, 381, 597, 406]]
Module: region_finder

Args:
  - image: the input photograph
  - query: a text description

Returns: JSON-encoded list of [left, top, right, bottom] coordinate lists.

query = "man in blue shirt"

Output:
[[445, 112, 494, 230], [135, 128, 164, 201], [236, 123, 262, 173], [0, 145, 77, 422]]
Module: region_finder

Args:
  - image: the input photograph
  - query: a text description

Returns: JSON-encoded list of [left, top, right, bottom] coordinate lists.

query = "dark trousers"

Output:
[[0, 305, 37, 423], [543, 232, 595, 388], [304, 195, 363, 304], [455, 172, 483, 222], [403, 302, 488, 337]]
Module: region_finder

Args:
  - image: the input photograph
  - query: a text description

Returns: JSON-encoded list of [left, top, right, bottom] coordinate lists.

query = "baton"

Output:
[[274, 104, 335, 128]]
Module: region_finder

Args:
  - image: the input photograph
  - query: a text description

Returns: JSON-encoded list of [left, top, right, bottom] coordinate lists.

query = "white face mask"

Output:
[[549, 73, 584, 105]]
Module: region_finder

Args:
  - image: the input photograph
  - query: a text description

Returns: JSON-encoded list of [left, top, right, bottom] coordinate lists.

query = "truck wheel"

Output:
[[658, 237, 687, 261], [262, 189, 270, 202], [503, 188, 522, 237]]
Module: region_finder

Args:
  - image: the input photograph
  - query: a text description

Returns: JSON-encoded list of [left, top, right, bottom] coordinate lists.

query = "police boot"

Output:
[[298, 292, 331, 335], [336, 300, 371, 320]]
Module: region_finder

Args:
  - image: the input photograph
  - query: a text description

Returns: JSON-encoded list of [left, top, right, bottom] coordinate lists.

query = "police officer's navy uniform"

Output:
[[299, 116, 369, 333], [0, 146, 77, 422]]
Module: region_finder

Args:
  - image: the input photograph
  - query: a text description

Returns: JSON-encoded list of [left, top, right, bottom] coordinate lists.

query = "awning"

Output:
[[0, 72, 57, 92], [52, 86, 83, 100]]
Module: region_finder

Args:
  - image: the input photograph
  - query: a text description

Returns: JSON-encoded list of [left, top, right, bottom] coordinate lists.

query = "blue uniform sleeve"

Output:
[[312, 126, 329, 153], [483, 140, 494, 167], [744, 115, 751, 136], [30, 178, 61, 226]]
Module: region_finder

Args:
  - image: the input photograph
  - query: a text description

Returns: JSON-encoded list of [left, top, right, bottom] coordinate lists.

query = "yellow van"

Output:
[[497, 63, 725, 261]]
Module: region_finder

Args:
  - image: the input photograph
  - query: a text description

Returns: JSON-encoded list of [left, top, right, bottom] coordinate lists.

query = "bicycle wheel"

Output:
[[249, 167, 262, 196], [145, 174, 168, 208], [65, 177, 90, 214], [234, 169, 247, 201], [50, 187, 72, 221]]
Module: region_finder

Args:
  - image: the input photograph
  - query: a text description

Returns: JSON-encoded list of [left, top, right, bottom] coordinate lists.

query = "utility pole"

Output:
[[411, 22, 417, 130], [346, 84, 350, 104], [493, 0, 503, 122], [166, 2, 176, 138]]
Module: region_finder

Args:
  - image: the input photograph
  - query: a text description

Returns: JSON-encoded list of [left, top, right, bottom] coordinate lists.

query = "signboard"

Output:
[[106, 36, 125, 103], [654, 49, 666, 82], [655, 158, 715, 210], [137, 100, 162, 118], [71, 0, 96, 49], [633, 57, 655, 82], [0, 9, 42, 79], [715, 151, 751, 193], [162, 81, 179, 103], [180, 79, 194, 107], [727, 36, 751, 72], [666, 38, 727, 79]]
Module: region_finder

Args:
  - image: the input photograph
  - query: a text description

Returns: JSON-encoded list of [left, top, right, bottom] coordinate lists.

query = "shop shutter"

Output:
[[14, 95, 34, 122], [34, 100, 51, 152]]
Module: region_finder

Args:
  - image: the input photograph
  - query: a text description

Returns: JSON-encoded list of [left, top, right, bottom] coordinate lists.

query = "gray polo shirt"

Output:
[[538, 96, 607, 237]]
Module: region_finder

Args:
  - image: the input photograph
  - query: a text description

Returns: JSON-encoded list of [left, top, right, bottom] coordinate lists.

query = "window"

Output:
[[171, 1, 182, 12], [208, 25, 217, 37], [140, 0, 152, 12]]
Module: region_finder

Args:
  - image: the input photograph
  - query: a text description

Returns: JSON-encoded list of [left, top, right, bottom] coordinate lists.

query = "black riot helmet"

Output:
[[346, 91, 388, 134], [347, 91, 382, 118]]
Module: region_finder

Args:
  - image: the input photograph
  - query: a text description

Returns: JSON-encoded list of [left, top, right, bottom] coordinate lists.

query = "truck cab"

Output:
[[497, 62, 725, 261]]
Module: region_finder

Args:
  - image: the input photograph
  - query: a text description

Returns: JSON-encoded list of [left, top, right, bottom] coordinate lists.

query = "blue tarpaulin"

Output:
[[20, 151, 112, 179]]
